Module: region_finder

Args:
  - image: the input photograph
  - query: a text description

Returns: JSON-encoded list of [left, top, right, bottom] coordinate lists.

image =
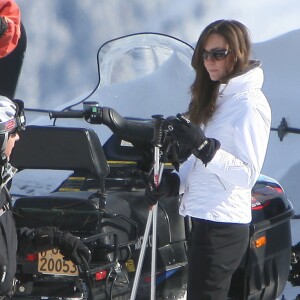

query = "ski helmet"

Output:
[[0, 96, 25, 159]]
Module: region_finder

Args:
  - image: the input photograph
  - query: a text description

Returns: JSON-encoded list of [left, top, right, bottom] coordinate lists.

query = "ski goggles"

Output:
[[0, 99, 26, 136], [202, 49, 231, 61]]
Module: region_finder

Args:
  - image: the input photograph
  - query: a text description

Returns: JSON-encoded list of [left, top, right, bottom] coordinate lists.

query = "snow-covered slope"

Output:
[[253, 29, 300, 211], [14, 0, 300, 111]]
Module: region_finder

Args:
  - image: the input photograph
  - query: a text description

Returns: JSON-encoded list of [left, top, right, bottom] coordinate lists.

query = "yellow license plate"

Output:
[[38, 248, 78, 276]]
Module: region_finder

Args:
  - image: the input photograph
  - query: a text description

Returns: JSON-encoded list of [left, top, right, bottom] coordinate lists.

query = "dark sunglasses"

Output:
[[13, 99, 26, 131], [202, 49, 231, 61]]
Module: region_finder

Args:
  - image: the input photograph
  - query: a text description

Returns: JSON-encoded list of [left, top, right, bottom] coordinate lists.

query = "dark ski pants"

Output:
[[187, 218, 249, 300]]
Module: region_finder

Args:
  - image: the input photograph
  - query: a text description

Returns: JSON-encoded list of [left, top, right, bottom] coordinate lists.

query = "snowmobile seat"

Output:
[[10, 125, 110, 181], [11, 125, 110, 235]]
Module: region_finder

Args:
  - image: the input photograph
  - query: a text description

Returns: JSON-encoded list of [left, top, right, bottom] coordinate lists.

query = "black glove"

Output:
[[145, 173, 180, 206], [31, 227, 91, 265], [167, 115, 206, 149], [0, 17, 8, 38], [54, 231, 91, 265], [167, 114, 221, 165]]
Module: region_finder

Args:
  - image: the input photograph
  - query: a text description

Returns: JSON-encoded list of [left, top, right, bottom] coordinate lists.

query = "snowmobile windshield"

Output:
[[22, 33, 195, 145], [66, 33, 195, 120]]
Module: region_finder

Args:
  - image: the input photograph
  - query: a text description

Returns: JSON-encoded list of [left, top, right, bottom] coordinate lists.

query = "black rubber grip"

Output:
[[49, 110, 84, 119]]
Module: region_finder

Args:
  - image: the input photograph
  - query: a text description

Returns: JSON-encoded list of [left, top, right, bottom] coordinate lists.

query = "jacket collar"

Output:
[[218, 60, 264, 97]]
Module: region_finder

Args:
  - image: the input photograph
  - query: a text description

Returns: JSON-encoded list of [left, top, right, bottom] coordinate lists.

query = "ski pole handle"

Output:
[[152, 114, 164, 147], [151, 115, 165, 187]]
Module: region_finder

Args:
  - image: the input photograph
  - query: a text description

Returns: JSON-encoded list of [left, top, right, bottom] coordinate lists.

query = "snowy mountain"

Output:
[[14, 0, 300, 110], [253, 30, 300, 211]]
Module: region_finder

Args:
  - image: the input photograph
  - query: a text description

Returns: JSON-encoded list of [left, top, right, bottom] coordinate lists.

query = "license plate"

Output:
[[38, 248, 78, 276]]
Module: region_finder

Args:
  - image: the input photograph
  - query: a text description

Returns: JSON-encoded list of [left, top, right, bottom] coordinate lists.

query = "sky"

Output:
[[16, 0, 300, 45], [185, 0, 300, 43]]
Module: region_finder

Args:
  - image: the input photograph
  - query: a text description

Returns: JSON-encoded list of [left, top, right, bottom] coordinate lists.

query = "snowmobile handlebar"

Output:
[[271, 117, 300, 141], [49, 102, 154, 144], [49, 111, 84, 119]]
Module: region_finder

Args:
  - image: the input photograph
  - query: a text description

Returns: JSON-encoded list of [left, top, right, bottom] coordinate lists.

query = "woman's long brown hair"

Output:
[[188, 20, 252, 125]]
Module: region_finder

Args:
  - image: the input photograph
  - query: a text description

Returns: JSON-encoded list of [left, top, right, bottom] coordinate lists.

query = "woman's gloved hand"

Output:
[[167, 114, 221, 165], [145, 172, 180, 206], [167, 114, 206, 150]]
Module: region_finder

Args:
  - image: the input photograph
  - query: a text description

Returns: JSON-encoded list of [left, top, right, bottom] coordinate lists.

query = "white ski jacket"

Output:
[[178, 61, 271, 223]]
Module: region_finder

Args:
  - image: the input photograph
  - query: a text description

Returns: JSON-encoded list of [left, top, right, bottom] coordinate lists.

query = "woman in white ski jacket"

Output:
[[145, 20, 271, 300], [178, 59, 271, 224]]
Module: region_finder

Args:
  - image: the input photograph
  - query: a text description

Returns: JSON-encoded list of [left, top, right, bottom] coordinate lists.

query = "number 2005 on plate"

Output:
[[38, 248, 78, 276]]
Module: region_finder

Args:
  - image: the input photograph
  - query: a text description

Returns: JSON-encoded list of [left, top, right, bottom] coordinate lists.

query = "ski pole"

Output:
[[150, 115, 165, 299], [129, 115, 165, 300], [130, 209, 153, 300]]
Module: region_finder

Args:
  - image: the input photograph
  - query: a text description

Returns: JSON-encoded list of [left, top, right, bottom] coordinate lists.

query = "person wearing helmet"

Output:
[[0, 2, 91, 298], [0, 97, 92, 298]]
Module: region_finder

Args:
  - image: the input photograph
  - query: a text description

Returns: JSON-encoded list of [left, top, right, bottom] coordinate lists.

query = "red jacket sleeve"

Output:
[[0, 0, 21, 58]]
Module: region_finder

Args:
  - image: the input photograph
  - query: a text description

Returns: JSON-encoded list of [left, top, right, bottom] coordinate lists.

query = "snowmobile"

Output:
[[2, 31, 297, 299]]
